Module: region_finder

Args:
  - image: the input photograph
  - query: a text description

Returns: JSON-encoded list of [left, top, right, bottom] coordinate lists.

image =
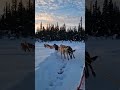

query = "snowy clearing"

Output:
[[0, 38, 34, 90], [35, 41, 85, 90]]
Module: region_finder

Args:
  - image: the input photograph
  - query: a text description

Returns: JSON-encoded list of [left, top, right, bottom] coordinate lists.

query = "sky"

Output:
[[35, 0, 85, 30]]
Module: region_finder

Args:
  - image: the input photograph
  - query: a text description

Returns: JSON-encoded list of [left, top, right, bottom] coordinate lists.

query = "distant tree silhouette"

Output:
[[0, 0, 34, 38], [36, 21, 85, 41], [86, 0, 120, 38]]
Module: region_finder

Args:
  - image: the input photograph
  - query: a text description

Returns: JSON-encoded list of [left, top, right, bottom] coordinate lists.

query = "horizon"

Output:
[[36, 21, 84, 31]]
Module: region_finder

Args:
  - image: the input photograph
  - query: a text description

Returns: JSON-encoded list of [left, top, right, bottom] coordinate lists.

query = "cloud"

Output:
[[35, 0, 85, 30], [35, 12, 85, 29], [35, 13, 54, 22], [35, 0, 85, 11]]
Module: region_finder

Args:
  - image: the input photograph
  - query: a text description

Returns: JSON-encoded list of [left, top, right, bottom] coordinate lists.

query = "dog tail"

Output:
[[91, 56, 98, 61]]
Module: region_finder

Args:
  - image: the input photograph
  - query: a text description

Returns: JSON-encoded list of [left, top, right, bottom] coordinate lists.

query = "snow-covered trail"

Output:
[[35, 43, 54, 70], [35, 41, 85, 90]]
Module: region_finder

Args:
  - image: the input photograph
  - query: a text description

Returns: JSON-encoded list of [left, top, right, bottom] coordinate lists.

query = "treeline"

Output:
[[86, 0, 120, 37], [0, 0, 34, 38], [36, 22, 85, 41]]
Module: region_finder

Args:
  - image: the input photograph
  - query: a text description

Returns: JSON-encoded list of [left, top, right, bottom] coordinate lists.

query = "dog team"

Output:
[[21, 41, 35, 52], [44, 43, 76, 60]]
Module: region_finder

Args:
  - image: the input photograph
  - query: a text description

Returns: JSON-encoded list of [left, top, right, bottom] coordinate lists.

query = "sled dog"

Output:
[[21, 42, 30, 52], [44, 44, 54, 49], [27, 43, 35, 51], [59, 44, 76, 60], [21, 42, 35, 52]]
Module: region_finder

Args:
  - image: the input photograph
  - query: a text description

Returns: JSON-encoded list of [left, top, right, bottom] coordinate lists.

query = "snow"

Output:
[[86, 36, 120, 90], [0, 38, 34, 90], [35, 41, 85, 90]]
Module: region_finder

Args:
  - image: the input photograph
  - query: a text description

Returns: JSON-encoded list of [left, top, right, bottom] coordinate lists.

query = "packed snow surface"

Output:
[[0, 38, 34, 90], [86, 36, 120, 90], [35, 41, 85, 90]]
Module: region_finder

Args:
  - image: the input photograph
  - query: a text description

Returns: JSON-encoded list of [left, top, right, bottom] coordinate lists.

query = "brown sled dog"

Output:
[[59, 44, 76, 60], [21, 42, 35, 52], [27, 43, 35, 51], [21, 42, 30, 52]]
